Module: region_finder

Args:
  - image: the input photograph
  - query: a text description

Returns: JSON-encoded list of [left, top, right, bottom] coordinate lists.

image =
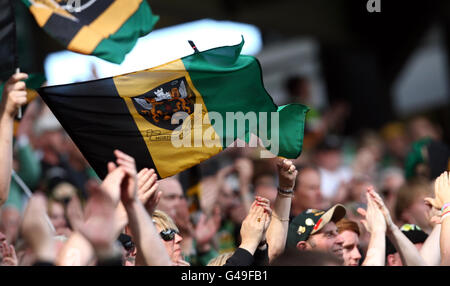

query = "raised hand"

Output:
[[424, 198, 442, 226], [200, 165, 234, 215], [0, 73, 28, 118], [21, 193, 56, 263], [194, 205, 221, 247], [255, 196, 272, 245], [137, 168, 161, 213], [357, 191, 386, 234], [99, 163, 126, 206], [0, 241, 17, 266], [430, 171, 450, 210], [255, 196, 272, 228], [113, 150, 138, 206], [76, 183, 118, 257], [277, 159, 297, 190], [66, 194, 84, 232], [367, 186, 395, 230], [239, 201, 271, 254]]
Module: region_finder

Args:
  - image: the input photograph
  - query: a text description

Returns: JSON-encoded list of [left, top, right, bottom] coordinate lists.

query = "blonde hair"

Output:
[[206, 252, 234, 266], [47, 198, 65, 216], [151, 210, 179, 232]]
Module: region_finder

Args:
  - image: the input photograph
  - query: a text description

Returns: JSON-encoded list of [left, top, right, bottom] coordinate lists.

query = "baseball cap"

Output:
[[385, 224, 428, 256], [287, 204, 346, 249]]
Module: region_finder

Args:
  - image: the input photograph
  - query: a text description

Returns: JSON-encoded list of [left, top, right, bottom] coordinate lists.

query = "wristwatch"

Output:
[[258, 239, 267, 249]]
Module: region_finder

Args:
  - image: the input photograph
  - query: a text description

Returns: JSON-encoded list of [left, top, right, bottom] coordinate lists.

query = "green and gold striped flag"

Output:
[[38, 39, 309, 179], [22, 0, 158, 64]]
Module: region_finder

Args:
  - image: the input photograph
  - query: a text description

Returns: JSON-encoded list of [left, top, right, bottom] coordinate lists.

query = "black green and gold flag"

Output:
[[38, 39, 309, 179], [22, 0, 159, 64], [0, 0, 17, 80]]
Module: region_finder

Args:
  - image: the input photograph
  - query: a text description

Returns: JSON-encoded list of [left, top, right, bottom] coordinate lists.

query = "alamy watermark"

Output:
[[367, 0, 381, 13], [169, 104, 280, 159]]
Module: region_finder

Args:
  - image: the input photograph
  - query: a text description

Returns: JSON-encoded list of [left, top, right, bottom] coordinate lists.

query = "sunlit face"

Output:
[[155, 224, 183, 264], [254, 185, 277, 207], [340, 230, 361, 266], [316, 150, 341, 171], [307, 222, 344, 261], [157, 178, 184, 219], [293, 169, 323, 211], [49, 202, 67, 231], [403, 195, 433, 232]]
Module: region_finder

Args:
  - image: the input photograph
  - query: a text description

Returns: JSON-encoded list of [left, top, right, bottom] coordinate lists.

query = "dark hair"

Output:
[[284, 76, 308, 96], [294, 164, 320, 187]]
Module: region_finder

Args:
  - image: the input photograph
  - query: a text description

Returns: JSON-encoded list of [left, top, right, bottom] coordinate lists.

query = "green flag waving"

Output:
[[22, 0, 159, 64], [39, 38, 309, 179]]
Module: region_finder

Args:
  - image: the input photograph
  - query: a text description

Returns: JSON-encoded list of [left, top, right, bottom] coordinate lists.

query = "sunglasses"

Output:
[[118, 234, 135, 252], [159, 229, 179, 241]]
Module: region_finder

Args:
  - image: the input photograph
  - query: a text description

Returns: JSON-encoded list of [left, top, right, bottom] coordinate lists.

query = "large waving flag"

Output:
[[38, 39, 309, 179], [22, 0, 159, 64], [0, 0, 17, 80]]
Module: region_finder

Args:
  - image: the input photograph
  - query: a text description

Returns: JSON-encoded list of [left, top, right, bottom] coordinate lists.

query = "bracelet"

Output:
[[277, 192, 294, 198], [258, 239, 267, 248], [277, 187, 294, 198], [272, 213, 290, 222], [442, 203, 450, 212], [441, 210, 450, 217], [278, 187, 294, 194], [441, 211, 450, 222]]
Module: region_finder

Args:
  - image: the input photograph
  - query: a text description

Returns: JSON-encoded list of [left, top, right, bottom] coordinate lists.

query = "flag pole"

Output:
[[188, 40, 200, 53], [11, 169, 56, 233], [15, 67, 22, 119]]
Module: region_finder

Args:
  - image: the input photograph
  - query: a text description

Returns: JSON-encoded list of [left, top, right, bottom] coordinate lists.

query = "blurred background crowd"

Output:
[[0, 72, 448, 265]]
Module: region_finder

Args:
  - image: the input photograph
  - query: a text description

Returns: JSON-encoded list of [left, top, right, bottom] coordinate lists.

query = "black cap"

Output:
[[317, 135, 342, 151], [386, 224, 428, 256]]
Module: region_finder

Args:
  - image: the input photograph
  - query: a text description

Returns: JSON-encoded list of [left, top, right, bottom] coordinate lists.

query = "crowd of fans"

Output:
[[0, 72, 449, 266]]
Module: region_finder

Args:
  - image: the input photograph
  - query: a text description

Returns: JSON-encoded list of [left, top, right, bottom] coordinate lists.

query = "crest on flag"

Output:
[[30, 0, 96, 13], [132, 77, 196, 130]]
